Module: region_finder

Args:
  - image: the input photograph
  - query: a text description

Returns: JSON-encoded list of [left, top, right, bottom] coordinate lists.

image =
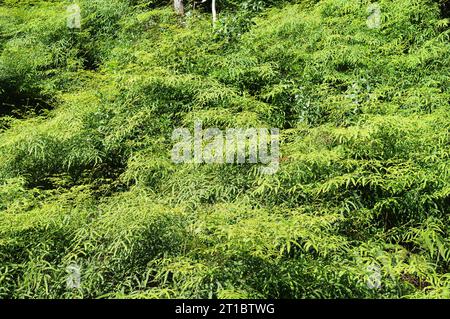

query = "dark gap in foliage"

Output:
[[88, 159, 131, 197], [80, 51, 101, 71], [193, 0, 214, 13], [335, 62, 354, 73], [25, 158, 130, 195], [439, 0, 450, 18], [66, 31, 101, 71], [127, 0, 169, 10], [0, 89, 53, 119]]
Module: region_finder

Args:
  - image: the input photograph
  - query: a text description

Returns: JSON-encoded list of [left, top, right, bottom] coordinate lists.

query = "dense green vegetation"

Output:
[[0, 0, 449, 298]]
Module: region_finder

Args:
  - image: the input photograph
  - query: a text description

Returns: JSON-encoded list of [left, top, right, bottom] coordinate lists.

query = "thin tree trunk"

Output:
[[211, 0, 217, 25], [174, 0, 184, 16]]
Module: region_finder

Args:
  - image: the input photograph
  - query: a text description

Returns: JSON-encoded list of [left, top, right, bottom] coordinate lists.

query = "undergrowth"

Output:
[[0, 0, 449, 298]]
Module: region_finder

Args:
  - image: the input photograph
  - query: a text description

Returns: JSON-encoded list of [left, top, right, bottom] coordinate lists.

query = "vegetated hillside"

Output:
[[0, 0, 449, 299]]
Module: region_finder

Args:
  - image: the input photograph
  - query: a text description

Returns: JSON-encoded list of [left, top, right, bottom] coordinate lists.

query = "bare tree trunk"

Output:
[[174, 0, 184, 16], [211, 0, 217, 25]]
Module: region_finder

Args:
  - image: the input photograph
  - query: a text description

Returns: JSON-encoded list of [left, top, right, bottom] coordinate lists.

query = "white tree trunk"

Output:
[[211, 0, 217, 25], [174, 0, 184, 16]]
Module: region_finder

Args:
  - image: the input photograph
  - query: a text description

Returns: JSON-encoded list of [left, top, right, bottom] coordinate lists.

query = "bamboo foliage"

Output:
[[0, 0, 449, 298]]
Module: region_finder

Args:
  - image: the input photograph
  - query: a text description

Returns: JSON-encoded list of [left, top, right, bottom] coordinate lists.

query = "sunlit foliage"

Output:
[[0, 0, 449, 298]]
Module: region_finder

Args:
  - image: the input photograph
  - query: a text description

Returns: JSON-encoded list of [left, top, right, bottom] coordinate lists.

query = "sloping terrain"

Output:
[[0, 0, 449, 298]]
